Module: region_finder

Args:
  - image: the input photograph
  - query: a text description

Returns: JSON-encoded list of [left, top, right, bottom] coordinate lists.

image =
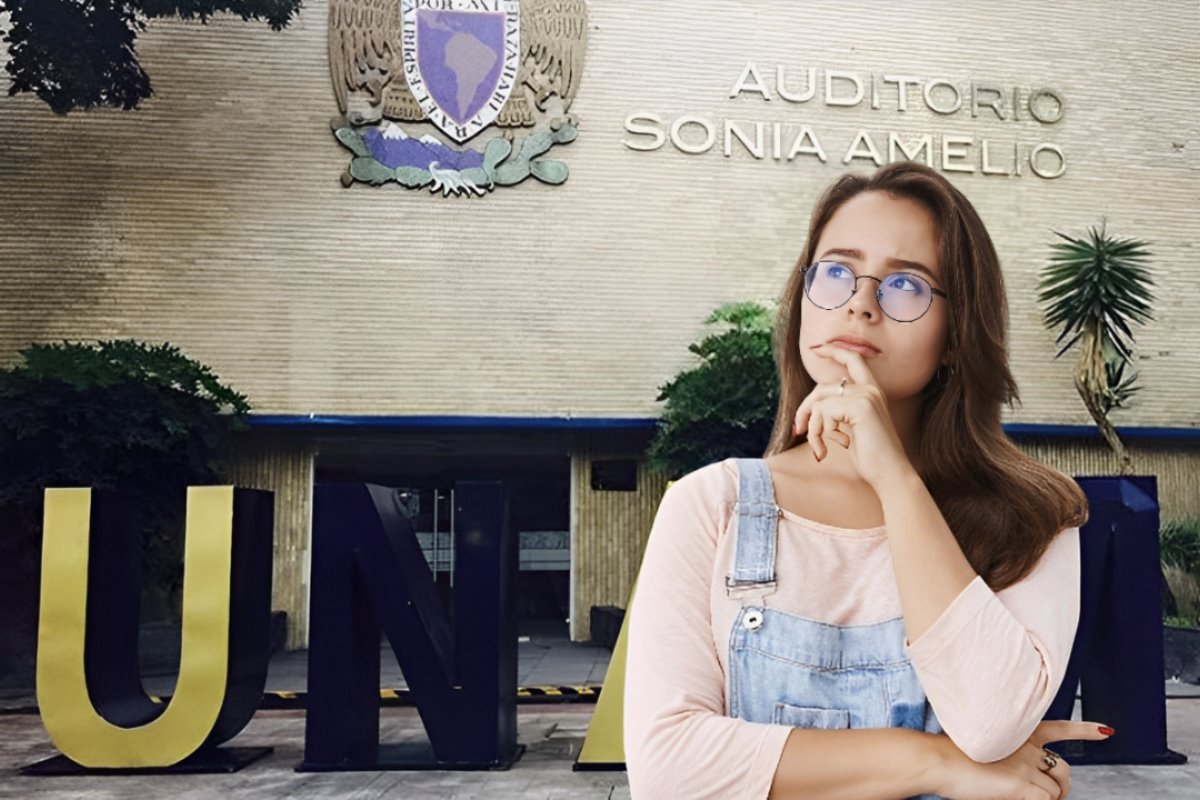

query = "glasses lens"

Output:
[[878, 272, 933, 321], [806, 261, 856, 308]]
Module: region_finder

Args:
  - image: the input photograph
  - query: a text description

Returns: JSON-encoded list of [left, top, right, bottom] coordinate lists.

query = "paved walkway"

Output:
[[138, 635, 616, 700], [2, 630, 1199, 797]]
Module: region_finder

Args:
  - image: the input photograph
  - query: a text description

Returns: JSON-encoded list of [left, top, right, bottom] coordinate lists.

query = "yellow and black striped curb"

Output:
[[0, 685, 604, 715], [258, 685, 603, 708]]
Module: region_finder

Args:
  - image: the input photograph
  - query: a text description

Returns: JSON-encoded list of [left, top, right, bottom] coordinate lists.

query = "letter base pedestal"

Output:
[[298, 742, 525, 772], [20, 746, 274, 775]]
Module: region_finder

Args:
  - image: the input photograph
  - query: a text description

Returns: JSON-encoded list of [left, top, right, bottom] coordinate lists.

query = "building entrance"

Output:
[[315, 437, 570, 637]]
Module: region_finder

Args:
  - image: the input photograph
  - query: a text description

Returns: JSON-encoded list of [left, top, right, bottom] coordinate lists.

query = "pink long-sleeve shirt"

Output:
[[623, 457, 1081, 799]]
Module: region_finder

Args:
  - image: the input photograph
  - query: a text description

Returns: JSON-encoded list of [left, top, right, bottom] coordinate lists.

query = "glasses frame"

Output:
[[800, 260, 949, 323]]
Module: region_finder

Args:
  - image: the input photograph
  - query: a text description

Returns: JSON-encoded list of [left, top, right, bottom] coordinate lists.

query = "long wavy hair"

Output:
[[765, 162, 1087, 591]]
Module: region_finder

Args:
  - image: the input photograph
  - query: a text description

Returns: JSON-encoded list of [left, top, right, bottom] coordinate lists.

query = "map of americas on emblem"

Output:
[[329, 0, 587, 197]]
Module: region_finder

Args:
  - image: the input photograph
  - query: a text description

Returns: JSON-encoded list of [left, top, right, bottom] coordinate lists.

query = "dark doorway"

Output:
[[315, 436, 570, 637]]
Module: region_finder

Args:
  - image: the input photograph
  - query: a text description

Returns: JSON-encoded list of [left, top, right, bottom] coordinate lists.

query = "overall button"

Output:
[[743, 609, 764, 630]]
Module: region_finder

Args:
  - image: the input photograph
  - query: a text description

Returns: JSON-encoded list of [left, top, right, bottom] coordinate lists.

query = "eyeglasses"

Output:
[[801, 261, 948, 323]]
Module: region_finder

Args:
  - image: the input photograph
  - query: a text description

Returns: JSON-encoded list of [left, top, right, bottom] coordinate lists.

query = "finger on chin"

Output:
[[815, 343, 879, 386]]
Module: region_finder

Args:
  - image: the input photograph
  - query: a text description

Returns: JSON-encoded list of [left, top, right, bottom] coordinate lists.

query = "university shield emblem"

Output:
[[401, 0, 520, 144], [329, 0, 588, 196]]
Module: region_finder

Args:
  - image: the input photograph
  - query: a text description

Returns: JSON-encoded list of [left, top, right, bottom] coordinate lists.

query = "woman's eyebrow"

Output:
[[817, 247, 939, 283]]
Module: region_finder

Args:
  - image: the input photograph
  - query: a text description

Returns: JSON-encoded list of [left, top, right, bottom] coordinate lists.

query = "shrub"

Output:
[[1161, 518, 1200, 627], [1161, 518, 1200, 575], [1163, 565, 1200, 628], [0, 340, 250, 613], [646, 301, 778, 480]]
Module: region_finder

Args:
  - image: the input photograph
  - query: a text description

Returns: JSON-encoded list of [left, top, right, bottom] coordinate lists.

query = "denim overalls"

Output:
[[725, 458, 945, 800]]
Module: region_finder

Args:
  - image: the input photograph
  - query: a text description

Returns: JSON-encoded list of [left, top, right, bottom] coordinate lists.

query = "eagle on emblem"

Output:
[[329, 0, 587, 132]]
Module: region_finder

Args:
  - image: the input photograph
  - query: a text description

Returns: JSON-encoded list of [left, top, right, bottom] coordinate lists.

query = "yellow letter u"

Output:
[[36, 487, 234, 767]]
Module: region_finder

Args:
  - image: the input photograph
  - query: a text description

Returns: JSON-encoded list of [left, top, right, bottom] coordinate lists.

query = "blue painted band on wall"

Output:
[[248, 415, 660, 431], [1002, 424, 1200, 440], [247, 415, 1200, 440]]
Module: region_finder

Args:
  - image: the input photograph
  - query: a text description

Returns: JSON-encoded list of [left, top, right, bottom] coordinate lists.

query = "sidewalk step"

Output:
[[258, 685, 604, 708]]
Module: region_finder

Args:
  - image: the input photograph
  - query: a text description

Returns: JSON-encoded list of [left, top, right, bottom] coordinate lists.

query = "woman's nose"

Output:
[[846, 282, 881, 319]]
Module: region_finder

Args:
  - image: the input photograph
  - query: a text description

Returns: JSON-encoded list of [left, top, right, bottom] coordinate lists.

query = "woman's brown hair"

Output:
[[765, 161, 1087, 592]]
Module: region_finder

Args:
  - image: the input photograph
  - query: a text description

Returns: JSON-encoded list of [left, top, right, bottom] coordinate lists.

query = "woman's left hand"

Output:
[[792, 343, 913, 492]]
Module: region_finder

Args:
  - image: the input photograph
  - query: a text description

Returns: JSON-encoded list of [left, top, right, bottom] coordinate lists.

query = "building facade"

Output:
[[1, 1, 1197, 646]]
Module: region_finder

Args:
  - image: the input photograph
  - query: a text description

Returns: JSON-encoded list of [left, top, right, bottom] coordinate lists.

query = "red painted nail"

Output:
[[1099, 726, 1115, 736]]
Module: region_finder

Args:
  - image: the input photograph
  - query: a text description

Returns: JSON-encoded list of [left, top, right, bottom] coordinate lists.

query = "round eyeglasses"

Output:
[[801, 261, 948, 323]]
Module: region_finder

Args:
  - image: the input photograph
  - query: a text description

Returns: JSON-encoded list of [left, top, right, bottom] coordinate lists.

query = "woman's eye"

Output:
[[826, 264, 850, 279], [889, 275, 920, 292]]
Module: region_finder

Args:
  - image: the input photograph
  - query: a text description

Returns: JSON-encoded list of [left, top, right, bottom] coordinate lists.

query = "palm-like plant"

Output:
[[1038, 221, 1156, 473]]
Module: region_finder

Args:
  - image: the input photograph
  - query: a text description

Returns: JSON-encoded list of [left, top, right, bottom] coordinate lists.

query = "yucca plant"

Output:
[[1038, 222, 1156, 473]]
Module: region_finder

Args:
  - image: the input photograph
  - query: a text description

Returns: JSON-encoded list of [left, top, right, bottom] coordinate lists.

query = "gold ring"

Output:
[[1040, 749, 1059, 771], [838, 377, 847, 396]]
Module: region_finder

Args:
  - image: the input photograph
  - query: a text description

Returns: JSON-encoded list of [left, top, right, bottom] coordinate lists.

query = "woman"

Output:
[[623, 161, 1114, 800]]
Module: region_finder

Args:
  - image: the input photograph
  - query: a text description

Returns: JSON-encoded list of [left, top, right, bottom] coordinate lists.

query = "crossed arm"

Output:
[[623, 464, 1081, 798]]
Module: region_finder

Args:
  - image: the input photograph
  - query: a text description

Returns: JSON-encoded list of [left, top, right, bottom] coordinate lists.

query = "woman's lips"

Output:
[[823, 340, 881, 357]]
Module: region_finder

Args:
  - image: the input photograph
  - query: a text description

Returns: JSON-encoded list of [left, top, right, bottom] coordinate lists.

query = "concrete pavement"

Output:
[[2, 627, 1199, 798]]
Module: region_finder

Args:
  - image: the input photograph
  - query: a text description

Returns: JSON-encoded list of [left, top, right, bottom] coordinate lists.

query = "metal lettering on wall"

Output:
[[329, 0, 588, 196], [623, 64, 1067, 179]]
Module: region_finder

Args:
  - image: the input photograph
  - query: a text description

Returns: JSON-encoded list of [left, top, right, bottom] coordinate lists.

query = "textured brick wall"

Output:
[[571, 448, 670, 642], [1, 1, 1196, 428], [226, 431, 314, 649]]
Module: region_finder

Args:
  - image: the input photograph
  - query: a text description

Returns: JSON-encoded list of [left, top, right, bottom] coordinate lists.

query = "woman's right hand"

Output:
[[931, 720, 1113, 799]]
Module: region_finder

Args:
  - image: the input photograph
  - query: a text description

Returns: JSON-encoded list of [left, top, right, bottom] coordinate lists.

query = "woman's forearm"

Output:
[[875, 466, 978, 646], [768, 726, 947, 800]]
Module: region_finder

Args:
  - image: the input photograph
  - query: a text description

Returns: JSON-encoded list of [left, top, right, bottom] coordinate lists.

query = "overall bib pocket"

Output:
[[772, 702, 851, 729]]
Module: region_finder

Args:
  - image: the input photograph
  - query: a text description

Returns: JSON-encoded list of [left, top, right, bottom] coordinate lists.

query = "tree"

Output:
[[0, 340, 250, 685], [646, 301, 779, 480], [1037, 221, 1156, 473], [0, 0, 303, 114]]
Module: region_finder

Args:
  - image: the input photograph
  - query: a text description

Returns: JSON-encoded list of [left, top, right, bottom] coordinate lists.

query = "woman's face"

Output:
[[798, 190, 951, 401]]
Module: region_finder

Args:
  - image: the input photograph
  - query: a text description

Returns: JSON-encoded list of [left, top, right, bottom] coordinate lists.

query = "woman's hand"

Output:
[[792, 343, 911, 491], [930, 720, 1113, 799]]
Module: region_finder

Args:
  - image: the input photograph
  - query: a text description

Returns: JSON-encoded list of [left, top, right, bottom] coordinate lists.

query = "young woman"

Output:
[[623, 161, 1114, 800]]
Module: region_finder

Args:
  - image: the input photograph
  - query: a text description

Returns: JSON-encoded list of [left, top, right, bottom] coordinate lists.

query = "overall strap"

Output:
[[725, 458, 781, 595]]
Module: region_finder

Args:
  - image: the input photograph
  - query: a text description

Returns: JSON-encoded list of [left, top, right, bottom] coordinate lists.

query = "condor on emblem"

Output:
[[329, 0, 588, 197]]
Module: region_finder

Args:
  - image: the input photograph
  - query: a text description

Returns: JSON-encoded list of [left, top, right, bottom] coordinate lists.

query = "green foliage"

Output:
[[1039, 222, 1155, 362], [0, 0, 303, 114], [0, 340, 250, 605], [1162, 519, 1200, 575], [1161, 520, 1200, 626], [1037, 222, 1156, 469], [646, 301, 779, 480], [1037, 221, 1155, 410], [15, 339, 250, 410], [1164, 615, 1200, 629], [1103, 355, 1142, 413]]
